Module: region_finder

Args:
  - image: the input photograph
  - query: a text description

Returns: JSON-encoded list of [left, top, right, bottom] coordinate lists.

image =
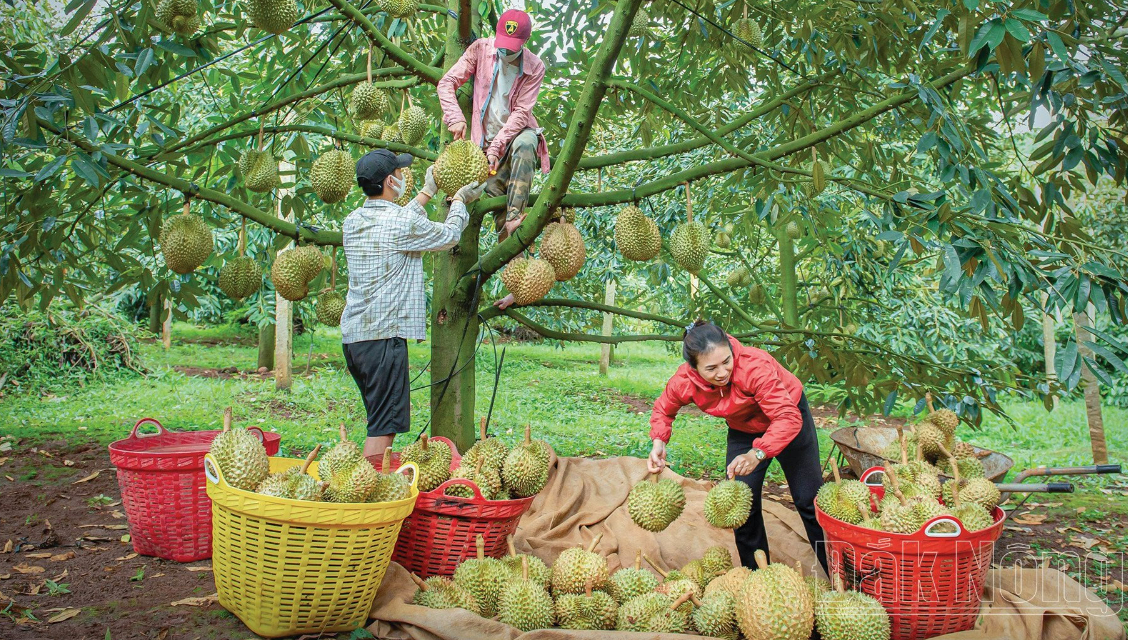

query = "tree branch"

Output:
[[38, 117, 342, 246], [173, 124, 439, 160], [154, 67, 411, 159], [478, 297, 686, 326], [325, 0, 443, 85], [497, 310, 768, 344]]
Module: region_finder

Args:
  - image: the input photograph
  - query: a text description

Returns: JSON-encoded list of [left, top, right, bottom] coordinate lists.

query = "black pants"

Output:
[[342, 338, 410, 438], [726, 393, 827, 574]]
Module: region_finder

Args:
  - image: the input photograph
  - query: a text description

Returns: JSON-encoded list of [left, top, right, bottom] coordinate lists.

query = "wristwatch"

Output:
[[751, 448, 765, 461]]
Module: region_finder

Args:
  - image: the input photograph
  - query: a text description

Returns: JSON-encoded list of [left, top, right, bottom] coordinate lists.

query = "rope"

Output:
[[664, 0, 803, 77]]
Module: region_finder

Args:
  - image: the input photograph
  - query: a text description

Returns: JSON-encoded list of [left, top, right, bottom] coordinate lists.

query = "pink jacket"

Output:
[[437, 37, 551, 173]]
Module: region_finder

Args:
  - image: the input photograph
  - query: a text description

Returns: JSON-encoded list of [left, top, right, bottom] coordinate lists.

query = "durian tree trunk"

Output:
[[275, 162, 296, 390], [148, 293, 162, 335], [1074, 304, 1109, 464], [600, 280, 616, 376], [161, 296, 172, 349], [777, 226, 799, 327], [258, 323, 275, 371], [1042, 291, 1058, 409]]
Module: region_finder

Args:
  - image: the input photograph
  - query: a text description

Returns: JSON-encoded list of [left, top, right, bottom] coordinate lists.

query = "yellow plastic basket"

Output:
[[204, 454, 418, 638]]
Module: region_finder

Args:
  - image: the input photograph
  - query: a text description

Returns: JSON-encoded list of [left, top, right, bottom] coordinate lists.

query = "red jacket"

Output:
[[649, 335, 804, 458]]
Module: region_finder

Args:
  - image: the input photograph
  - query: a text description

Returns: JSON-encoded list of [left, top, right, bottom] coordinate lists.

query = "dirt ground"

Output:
[[2, 414, 1124, 639]]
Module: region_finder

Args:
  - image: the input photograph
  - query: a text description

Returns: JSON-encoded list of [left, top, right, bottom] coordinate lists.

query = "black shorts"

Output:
[[342, 338, 410, 438]]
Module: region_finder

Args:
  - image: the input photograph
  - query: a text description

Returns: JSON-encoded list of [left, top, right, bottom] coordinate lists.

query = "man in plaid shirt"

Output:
[[341, 149, 486, 457]]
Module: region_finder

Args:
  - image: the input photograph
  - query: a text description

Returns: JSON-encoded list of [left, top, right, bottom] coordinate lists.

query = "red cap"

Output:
[[495, 9, 532, 51]]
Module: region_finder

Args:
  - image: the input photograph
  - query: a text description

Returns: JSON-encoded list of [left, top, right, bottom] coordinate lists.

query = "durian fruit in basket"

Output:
[[502, 535, 551, 590], [933, 444, 994, 533], [878, 470, 947, 534], [815, 457, 869, 524], [501, 424, 552, 498], [369, 446, 412, 503], [401, 434, 452, 492], [880, 426, 941, 501], [256, 444, 324, 501], [462, 417, 509, 476], [608, 550, 659, 604], [410, 573, 480, 614], [321, 424, 381, 503], [453, 535, 510, 618], [445, 456, 502, 500], [209, 406, 269, 491]]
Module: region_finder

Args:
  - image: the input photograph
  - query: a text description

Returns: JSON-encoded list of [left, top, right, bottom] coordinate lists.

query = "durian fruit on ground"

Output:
[[627, 8, 649, 37], [271, 246, 318, 301], [608, 550, 659, 603], [311, 148, 356, 204], [400, 434, 452, 491], [736, 549, 814, 640], [669, 220, 711, 274], [538, 219, 586, 281], [501, 535, 551, 590], [208, 407, 269, 491], [814, 575, 891, 640], [393, 166, 415, 206], [704, 479, 753, 528], [433, 139, 489, 195], [704, 566, 751, 598], [692, 591, 740, 640], [238, 149, 280, 192], [315, 289, 346, 326], [734, 17, 763, 48], [247, 0, 299, 35], [615, 590, 693, 633], [160, 210, 213, 274], [644, 554, 703, 600], [501, 424, 552, 497], [497, 556, 554, 631], [550, 533, 610, 596], [627, 473, 686, 532], [410, 574, 480, 614], [806, 575, 833, 603], [453, 535, 510, 618], [554, 579, 617, 630], [700, 545, 735, 581], [350, 82, 390, 121], [398, 104, 428, 146], [378, 0, 418, 19], [461, 417, 509, 475], [155, 0, 200, 36], [614, 204, 661, 261], [255, 445, 324, 501], [218, 256, 261, 300]]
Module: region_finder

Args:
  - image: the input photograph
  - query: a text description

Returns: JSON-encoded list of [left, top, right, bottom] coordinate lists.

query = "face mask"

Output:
[[387, 173, 406, 199], [498, 47, 521, 63]]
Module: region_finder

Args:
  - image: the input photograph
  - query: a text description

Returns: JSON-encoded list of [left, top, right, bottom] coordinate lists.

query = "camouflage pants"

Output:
[[485, 128, 538, 235]]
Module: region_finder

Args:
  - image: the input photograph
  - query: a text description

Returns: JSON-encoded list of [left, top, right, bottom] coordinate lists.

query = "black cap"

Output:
[[356, 149, 414, 196]]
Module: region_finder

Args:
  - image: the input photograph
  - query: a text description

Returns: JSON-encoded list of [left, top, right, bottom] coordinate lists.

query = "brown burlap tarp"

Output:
[[367, 456, 1125, 640]]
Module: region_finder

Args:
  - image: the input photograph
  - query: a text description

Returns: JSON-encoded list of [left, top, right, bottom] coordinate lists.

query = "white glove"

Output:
[[453, 180, 486, 203], [420, 165, 438, 198]]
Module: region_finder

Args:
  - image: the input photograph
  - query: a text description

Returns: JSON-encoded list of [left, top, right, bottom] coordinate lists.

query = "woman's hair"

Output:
[[682, 319, 730, 368]]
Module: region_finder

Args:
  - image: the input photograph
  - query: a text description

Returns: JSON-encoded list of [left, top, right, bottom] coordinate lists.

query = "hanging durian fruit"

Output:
[[218, 220, 261, 300]]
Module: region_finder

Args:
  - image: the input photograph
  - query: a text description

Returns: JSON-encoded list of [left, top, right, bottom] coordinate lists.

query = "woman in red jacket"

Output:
[[648, 320, 827, 572]]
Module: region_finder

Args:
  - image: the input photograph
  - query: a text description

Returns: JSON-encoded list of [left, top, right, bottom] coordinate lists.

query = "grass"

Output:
[[2, 322, 1125, 483]]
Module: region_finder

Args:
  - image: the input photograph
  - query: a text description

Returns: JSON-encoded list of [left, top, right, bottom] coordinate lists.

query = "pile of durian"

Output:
[[819, 427, 1001, 535], [879, 394, 987, 480], [406, 422, 554, 500], [411, 534, 891, 640]]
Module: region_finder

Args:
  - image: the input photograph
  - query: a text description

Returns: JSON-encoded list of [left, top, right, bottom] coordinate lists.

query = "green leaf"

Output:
[[883, 389, 898, 416], [1056, 340, 1079, 386], [34, 156, 68, 182], [135, 48, 155, 77], [61, 0, 97, 37], [1011, 9, 1048, 22], [968, 20, 1004, 54], [154, 39, 196, 58], [1004, 19, 1031, 43], [1084, 342, 1128, 375], [1046, 32, 1069, 64]]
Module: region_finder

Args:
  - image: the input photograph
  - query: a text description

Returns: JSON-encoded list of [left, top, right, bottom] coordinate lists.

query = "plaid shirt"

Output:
[[340, 198, 469, 344]]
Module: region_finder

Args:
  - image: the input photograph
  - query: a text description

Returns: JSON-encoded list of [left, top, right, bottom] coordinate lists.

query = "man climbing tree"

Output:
[[436, 8, 551, 310]]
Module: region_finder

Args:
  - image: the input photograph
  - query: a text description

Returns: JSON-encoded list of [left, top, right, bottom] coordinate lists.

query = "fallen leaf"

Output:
[[0, 574, 10, 580], [150, 572, 164, 579], [0, 456, 8, 466], [1012, 513, 1046, 525], [2, 540, 11, 553], [47, 608, 82, 623], [0, 442, 11, 452], [37, 450, 53, 458], [185, 565, 212, 572], [1109, 579, 1126, 592], [63, 460, 74, 467], [115, 553, 138, 561], [1070, 535, 1099, 550], [121, 534, 131, 543], [171, 593, 219, 607], [23, 582, 41, 596], [50, 552, 75, 562], [106, 500, 121, 507], [78, 524, 128, 530], [83, 536, 113, 542], [51, 570, 67, 582], [156, 628, 169, 640], [110, 510, 125, 520], [72, 469, 102, 484], [25, 552, 52, 559], [12, 563, 45, 574], [5, 475, 13, 482]]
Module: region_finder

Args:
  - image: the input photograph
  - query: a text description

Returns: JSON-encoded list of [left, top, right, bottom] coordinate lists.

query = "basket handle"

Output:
[[129, 417, 169, 439], [859, 466, 885, 487], [245, 426, 267, 443], [434, 477, 485, 500], [203, 453, 226, 487], [923, 515, 963, 538], [397, 462, 420, 490]]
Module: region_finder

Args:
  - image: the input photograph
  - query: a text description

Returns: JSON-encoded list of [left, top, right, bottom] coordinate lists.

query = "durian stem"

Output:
[[634, 549, 642, 571], [925, 391, 936, 412], [648, 472, 657, 483], [507, 535, 517, 558], [238, 218, 246, 257], [753, 549, 770, 570], [828, 455, 842, 483], [182, 200, 190, 215], [642, 553, 668, 577], [409, 573, 428, 590], [856, 501, 872, 523], [683, 180, 693, 223], [479, 416, 487, 440], [474, 456, 484, 474], [300, 444, 322, 475], [475, 534, 485, 560], [382, 446, 393, 474], [421, 434, 429, 450], [330, 251, 337, 289], [584, 577, 593, 597], [832, 572, 846, 593], [222, 407, 232, 432], [898, 425, 908, 465], [689, 593, 703, 607], [401, 91, 406, 115], [256, 120, 264, 151], [338, 423, 348, 443], [585, 532, 603, 554], [940, 443, 961, 505], [521, 555, 529, 581], [671, 590, 694, 609], [367, 45, 373, 84], [524, 424, 532, 445], [742, 2, 747, 20]]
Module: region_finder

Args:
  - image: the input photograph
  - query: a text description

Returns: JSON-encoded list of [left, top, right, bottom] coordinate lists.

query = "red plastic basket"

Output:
[[108, 418, 281, 562], [373, 436, 536, 578], [818, 465, 1005, 640]]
